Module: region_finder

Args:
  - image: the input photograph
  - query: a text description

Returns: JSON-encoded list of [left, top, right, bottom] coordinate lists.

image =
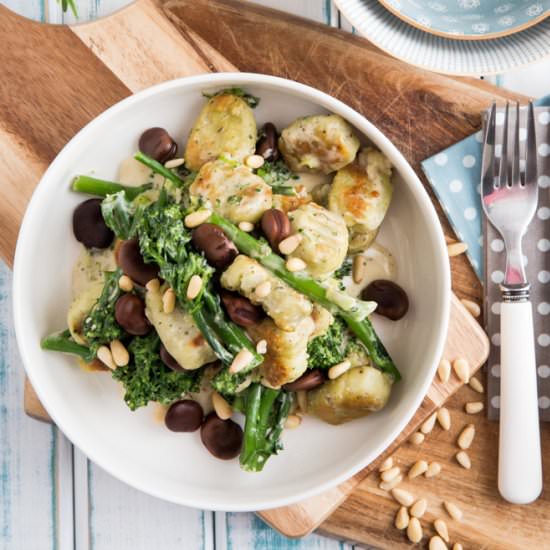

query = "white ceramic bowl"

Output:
[[13, 73, 450, 511]]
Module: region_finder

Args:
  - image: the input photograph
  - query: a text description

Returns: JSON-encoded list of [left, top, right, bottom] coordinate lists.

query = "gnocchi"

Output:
[[184, 94, 257, 171], [220, 255, 313, 332], [279, 114, 360, 174], [307, 366, 393, 425], [190, 159, 272, 224], [287, 203, 348, 278], [145, 284, 217, 370], [248, 316, 315, 387], [329, 147, 393, 233]]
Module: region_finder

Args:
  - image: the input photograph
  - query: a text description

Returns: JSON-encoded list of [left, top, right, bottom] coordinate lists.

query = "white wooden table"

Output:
[[1, 1, 549, 549]]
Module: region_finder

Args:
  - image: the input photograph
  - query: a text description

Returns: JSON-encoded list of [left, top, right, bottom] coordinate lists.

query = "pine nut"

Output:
[[184, 209, 211, 228], [296, 390, 307, 414], [254, 281, 272, 299], [429, 536, 448, 550], [443, 501, 463, 521], [469, 376, 484, 393], [391, 488, 415, 507], [379, 475, 402, 491], [285, 257, 307, 272], [458, 424, 475, 449], [425, 462, 441, 478], [420, 412, 437, 434], [395, 506, 409, 530], [164, 158, 185, 169], [407, 517, 422, 543], [380, 466, 401, 483], [352, 255, 367, 284], [285, 414, 302, 429], [162, 288, 176, 313], [408, 460, 428, 479], [146, 278, 160, 293], [245, 154, 265, 169], [460, 298, 481, 318], [229, 348, 254, 374], [379, 456, 393, 473], [465, 401, 484, 414], [186, 275, 202, 300], [455, 450, 471, 469], [256, 339, 267, 354], [434, 518, 449, 542], [437, 359, 451, 383], [453, 544, 463, 550], [410, 432, 425, 445], [235, 376, 252, 393], [410, 498, 427, 518], [238, 221, 254, 232], [452, 358, 470, 383], [212, 391, 233, 420], [110, 339, 129, 367], [445, 235, 455, 244], [447, 241, 468, 257], [97, 345, 115, 370], [328, 360, 351, 380], [118, 275, 134, 292], [437, 407, 451, 430], [279, 234, 302, 255]]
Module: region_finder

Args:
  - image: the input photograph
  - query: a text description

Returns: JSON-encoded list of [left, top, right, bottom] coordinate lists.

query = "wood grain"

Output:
[[259, 295, 489, 537], [320, 390, 550, 549], [0, 0, 534, 546]]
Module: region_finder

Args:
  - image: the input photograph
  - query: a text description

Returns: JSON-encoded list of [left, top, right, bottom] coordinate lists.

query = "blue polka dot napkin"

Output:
[[422, 98, 550, 421]]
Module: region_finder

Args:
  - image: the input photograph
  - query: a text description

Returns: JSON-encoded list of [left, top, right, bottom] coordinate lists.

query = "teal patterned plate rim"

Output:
[[378, 0, 550, 39]]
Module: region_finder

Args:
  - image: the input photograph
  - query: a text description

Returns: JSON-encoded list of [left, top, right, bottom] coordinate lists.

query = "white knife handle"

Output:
[[498, 300, 542, 504]]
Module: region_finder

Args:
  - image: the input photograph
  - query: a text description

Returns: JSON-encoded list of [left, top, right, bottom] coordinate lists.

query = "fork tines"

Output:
[[482, 101, 537, 191]]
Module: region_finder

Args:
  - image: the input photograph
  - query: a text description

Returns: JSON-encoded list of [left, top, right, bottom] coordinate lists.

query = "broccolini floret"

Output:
[[81, 268, 125, 354], [112, 333, 201, 411], [307, 317, 348, 369]]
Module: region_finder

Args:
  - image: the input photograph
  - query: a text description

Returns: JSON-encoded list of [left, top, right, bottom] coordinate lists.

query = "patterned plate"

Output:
[[336, 0, 550, 75], [378, 0, 550, 40]]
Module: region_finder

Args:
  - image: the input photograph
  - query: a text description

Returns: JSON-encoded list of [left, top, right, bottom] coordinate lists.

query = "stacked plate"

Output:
[[335, 0, 550, 75]]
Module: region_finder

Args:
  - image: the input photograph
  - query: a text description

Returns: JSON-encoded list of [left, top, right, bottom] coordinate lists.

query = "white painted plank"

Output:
[[1, 0, 45, 21], [220, 512, 355, 550], [60, 0, 132, 24], [0, 262, 56, 550], [87, 460, 212, 550], [55, 429, 76, 550], [74, 448, 90, 550]]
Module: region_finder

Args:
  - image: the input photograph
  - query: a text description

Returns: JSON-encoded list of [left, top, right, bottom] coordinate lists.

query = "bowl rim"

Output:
[[13, 72, 451, 511]]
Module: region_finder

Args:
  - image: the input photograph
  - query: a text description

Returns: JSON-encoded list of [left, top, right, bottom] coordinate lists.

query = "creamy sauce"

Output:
[[117, 156, 164, 187], [344, 243, 397, 298]]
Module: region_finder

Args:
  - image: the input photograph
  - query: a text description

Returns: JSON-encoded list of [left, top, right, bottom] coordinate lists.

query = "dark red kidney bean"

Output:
[[260, 209, 291, 250], [283, 369, 326, 392], [160, 343, 184, 372], [165, 400, 204, 432], [138, 127, 178, 164], [256, 122, 279, 162], [362, 279, 409, 321], [191, 224, 238, 270], [114, 294, 151, 335], [116, 239, 159, 286], [220, 290, 264, 327], [200, 412, 243, 460], [72, 199, 114, 249]]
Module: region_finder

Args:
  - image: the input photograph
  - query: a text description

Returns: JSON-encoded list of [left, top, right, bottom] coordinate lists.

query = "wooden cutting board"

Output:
[[2, 0, 544, 546]]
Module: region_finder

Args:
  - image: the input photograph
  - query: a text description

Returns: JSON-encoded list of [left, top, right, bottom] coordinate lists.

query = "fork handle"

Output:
[[499, 300, 542, 504]]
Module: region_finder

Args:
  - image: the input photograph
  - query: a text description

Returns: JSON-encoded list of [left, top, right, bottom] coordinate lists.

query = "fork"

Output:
[[481, 101, 542, 504]]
